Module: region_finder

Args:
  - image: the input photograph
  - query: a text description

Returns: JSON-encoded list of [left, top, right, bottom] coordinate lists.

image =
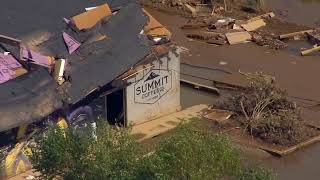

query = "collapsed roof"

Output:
[[0, 0, 172, 132]]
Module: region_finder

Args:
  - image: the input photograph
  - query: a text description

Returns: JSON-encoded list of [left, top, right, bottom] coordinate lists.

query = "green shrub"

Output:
[[29, 123, 143, 180], [146, 123, 242, 180], [240, 167, 275, 180], [29, 121, 274, 180]]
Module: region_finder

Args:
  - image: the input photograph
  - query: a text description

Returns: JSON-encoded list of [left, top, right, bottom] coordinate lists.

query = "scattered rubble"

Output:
[[186, 32, 227, 45], [252, 33, 288, 49]]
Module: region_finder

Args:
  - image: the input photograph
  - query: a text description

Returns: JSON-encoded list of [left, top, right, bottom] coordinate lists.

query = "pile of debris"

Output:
[[217, 72, 317, 146], [279, 29, 320, 56], [252, 33, 288, 50], [182, 11, 288, 49], [141, 0, 213, 16]]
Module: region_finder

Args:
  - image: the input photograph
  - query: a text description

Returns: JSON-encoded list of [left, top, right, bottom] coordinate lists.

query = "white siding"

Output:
[[126, 49, 181, 125]]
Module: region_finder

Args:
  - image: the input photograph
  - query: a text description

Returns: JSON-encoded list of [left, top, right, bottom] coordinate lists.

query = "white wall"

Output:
[[126, 49, 181, 125]]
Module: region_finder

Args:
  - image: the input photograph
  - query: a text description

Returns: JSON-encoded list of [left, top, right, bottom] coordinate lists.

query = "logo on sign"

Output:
[[134, 69, 172, 104]]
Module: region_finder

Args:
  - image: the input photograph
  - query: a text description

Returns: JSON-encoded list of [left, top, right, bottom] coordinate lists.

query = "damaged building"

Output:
[[0, 0, 180, 142]]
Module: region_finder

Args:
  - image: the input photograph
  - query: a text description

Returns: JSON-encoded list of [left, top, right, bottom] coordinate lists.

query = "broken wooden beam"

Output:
[[301, 45, 320, 56], [279, 30, 314, 39]]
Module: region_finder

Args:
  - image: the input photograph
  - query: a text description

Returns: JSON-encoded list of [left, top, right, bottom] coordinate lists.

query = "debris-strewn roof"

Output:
[[0, 0, 172, 132]]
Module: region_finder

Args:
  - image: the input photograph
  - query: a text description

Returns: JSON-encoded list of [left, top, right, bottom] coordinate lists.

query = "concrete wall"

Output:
[[126, 49, 181, 125]]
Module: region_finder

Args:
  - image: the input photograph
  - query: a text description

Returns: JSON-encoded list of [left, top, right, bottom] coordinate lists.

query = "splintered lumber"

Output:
[[225, 31, 252, 45], [301, 45, 320, 56], [279, 29, 314, 39], [241, 19, 266, 32]]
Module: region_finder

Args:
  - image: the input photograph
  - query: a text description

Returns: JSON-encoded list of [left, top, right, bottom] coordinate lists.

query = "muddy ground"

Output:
[[144, 0, 320, 179]]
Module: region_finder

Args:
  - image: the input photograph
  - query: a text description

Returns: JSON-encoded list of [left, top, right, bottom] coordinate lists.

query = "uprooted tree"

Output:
[[29, 121, 274, 180], [219, 72, 315, 146]]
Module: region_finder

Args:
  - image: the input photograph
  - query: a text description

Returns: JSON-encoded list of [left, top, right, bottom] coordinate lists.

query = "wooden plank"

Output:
[[180, 79, 220, 94], [225, 31, 252, 45], [279, 29, 314, 39], [241, 19, 266, 32], [301, 45, 320, 56]]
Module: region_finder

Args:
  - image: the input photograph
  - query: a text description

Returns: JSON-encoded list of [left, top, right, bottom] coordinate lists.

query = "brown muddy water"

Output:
[[146, 3, 320, 179], [266, 0, 320, 27]]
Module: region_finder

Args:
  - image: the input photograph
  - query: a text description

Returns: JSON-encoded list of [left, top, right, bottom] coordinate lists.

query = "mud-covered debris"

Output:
[[225, 31, 252, 45], [252, 33, 288, 49], [279, 29, 314, 40], [217, 72, 317, 146], [209, 17, 235, 29], [180, 23, 208, 29], [301, 45, 320, 56], [186, 32, 227, 45], [306, 30, 320, 45], [241, 18, 266, 32]]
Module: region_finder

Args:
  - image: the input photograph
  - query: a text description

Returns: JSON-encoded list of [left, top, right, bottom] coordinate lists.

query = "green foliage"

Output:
[[145, 123, 242, 180], [30, 121, 273, 180], [29, 123, 143, 180], [239, 167, 275, 180]]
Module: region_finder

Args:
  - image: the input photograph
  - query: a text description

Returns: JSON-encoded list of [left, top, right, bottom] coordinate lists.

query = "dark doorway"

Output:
[[106, 89, 125, 126]]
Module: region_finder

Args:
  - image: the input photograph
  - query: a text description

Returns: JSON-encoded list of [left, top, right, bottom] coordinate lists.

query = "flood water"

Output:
[[266, 0, 320, 27], [146, 2, 320, 179]]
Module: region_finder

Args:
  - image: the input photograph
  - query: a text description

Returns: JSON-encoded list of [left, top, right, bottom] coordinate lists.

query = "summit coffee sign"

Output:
[[134, 69, 172, 104]]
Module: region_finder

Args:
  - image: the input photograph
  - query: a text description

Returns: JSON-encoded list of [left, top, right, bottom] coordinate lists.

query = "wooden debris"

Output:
[[186, 33, 216, 41], [249, 12, 275, 22], [186, 32, 226, 45], [252, 33, 288, 49], [279, 29, 314, 39], [306, 31, 320, 45], [180, 23, 208, 29], [184, 4, 197, 17], [206, 38, 226, 45], [210, 17, 235, 29], [204, 109, 233, 124], [232, 24, 243, 30], [54, 59, 66, 85], [241, 19, 266, 32], [301, 45, 320, 56], [71, 3, 111, 30], [225, 31, 252, 45], [143, 9, 172, 39]]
